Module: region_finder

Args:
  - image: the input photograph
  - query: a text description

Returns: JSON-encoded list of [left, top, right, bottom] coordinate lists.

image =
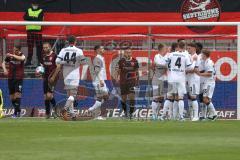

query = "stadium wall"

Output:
[[0, 51, 237, 119]]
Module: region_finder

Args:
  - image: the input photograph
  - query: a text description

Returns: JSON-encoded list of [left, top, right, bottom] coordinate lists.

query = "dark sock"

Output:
[[130, 107, 135, 115], [121, 101, 127, 114], [12, 100, 17, 115], [50, 98, 56, 107], [14, 98, 21, 116], [129, 100, 135, 115], [45, 100, 51, 116], [73, 100, 78, 108]]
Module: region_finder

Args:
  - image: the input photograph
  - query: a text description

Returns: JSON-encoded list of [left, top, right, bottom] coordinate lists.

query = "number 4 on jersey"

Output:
[[175, 57, 181, 68]]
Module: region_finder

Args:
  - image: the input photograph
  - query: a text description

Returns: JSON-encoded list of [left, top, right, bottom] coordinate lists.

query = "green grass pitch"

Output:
[[0, 118, 239, 160]]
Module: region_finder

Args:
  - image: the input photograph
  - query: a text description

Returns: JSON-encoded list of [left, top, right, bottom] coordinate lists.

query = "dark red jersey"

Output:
[[118, 57, 139, 85], [5, 53, 24, 79], [42, 51, 57, 79]]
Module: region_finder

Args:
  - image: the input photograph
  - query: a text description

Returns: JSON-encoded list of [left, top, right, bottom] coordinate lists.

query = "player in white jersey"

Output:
[[161, 41, 195, 121], [186, 42, 200, 121], [151, 43, 167, 120], [197, 49, 217, 121], [50, 35, 86, 120], [88, 45, 109, 120]]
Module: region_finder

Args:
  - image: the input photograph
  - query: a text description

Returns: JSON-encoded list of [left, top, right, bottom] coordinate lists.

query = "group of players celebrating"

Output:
[[151, 41, 217, 121], [1, 35, 217, 121]]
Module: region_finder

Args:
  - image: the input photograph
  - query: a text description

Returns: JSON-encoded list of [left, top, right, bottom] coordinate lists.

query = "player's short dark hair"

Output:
[[177, 41, 186, 49], [195, 42, 203, 50], [202, 49, 211, 57], [94, 45, 101, 51], [187, 42, 197, 48], [14, 44, 21, 50], [158, 43, 165, 51], [43, 42, 51, 47], [67, 35, 76, 44], [177, 39, 185, 43], [171, 42, 178, 52]]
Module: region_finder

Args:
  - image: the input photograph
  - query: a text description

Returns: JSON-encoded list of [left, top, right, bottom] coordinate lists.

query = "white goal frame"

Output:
[[0, 21, 239, 120]]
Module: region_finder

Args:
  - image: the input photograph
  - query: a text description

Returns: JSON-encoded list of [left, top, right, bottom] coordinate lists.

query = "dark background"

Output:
[[0, 0, 239, 13]]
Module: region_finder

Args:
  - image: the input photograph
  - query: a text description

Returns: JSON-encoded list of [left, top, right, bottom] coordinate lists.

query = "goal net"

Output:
[[0, 22, 238, 120]]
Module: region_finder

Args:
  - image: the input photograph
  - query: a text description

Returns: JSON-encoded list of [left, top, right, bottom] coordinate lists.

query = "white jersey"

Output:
[[93, 54, 107, 82], [186, 53, 200, 83], [200, 58, 216, 83], [165, 51, 192, 83], [153, 53, 166, 81], [56, 45, 85, 83]]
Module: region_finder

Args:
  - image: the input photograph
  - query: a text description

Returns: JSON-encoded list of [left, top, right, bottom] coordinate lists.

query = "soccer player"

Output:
[[41, 42, 57, 119], [2, 44, 25, 117], [50, 35, 85, 120], [197, 49, 217, 121], [151, 43, 167, 120], [88, 45, 109, 120], [186, 42, 200, 121], [161, 41, 194, 121], [117, 47, 139, 119]]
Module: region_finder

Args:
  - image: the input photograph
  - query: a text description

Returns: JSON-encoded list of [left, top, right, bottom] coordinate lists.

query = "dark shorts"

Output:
[[8, 79, 23, 95], [120, 83, 136, 95], [43, 79, 54, 94]]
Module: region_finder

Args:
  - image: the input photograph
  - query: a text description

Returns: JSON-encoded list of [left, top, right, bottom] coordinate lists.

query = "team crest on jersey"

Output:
[[181, 0, 221, 32]]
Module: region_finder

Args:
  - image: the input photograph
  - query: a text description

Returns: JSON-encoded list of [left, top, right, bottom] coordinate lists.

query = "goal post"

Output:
[[0, 21, 239, 120]]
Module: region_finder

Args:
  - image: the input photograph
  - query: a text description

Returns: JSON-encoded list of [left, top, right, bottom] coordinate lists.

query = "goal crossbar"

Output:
[[0, 21, 240, 26]]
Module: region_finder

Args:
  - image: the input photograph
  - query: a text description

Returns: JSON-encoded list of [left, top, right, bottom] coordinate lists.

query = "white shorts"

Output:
[[152, 78, 166, 98], [167, 82, 186, 97], [187, 81, 200, 96], [93, 81, 109, 97], [64, 78, 79, 90], [202, 82, 215, 99]]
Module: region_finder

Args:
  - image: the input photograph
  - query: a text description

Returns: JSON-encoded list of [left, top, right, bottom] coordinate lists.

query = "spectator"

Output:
[[23, 0, 44, 66]]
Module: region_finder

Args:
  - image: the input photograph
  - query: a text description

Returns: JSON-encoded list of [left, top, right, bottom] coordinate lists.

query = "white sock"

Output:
[[200, 103, 207, 118], [172, 101, 178, 120], [169, 103, 173, 120], [192, 100, 199, 119], [188, 99, 193, 119], [207, 102, 216, 118], [65, 96, 75, 117], [89, 100, 102, 111], [151, 101, 158, 116], [163, 100, 172, 117], [178, 100, 184, 119], [157, 102, 162, 118]]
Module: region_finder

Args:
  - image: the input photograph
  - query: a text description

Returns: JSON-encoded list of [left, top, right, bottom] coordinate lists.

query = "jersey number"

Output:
[[168, 57, 182, 68], [175, 57, 181, 68], [64, 52, 76, 64]]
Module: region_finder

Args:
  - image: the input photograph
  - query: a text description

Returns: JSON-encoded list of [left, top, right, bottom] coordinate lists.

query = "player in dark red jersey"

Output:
[[2, 44, 25, 118], [41, 42, 57, 118], [117, 47, 139, 119]]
